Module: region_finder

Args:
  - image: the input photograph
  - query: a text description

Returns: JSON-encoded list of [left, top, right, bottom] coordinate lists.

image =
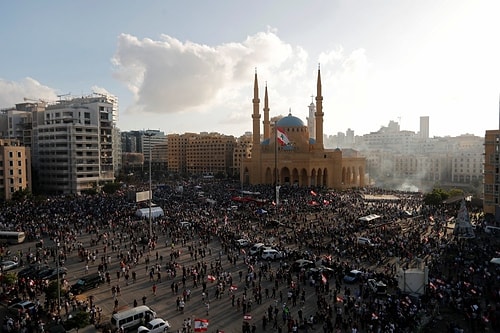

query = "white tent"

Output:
[[135, 207, 164, 218]]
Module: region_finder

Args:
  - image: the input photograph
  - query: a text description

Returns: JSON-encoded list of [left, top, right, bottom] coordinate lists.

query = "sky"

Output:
[[1, 0, 500, 138]]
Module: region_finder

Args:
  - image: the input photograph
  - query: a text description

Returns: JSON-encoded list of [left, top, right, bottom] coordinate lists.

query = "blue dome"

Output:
[[276, 114, 305, 127]]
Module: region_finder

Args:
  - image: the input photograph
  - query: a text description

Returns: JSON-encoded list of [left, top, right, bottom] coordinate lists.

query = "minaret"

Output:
[[263, 83, 270, 140], [307, 95, 316, 140], [315, 64, 324, 148], [252, 69, 261, 145]]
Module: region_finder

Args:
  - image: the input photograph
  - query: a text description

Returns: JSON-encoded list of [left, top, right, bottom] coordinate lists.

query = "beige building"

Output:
[[0, 139, 31, 200], [242, 68, 365, 188], [167, 132, 236, 177], [232, 132, 253, 177], [186, 132, 236, 176]]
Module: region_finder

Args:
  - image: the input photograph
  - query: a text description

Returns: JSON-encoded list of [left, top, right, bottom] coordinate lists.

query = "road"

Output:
[[4, 227, 332, 333]]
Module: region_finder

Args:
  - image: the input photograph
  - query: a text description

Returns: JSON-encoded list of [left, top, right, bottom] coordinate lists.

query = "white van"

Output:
[[110, 305, 156, 332]]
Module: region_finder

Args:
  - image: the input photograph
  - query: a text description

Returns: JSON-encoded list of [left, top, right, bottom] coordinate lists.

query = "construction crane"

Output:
[[23, 97, 48, 104], [57, 93, 71, 101]]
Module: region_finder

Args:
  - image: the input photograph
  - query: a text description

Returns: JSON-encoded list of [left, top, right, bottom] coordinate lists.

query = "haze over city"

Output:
[[1, 0, 499, 138]]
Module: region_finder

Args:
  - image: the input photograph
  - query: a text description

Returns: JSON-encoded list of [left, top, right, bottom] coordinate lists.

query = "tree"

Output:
[[45, 280, 65, 301], [65, 311, 90, 332], [102, 182, 121, 194], [1, 272, 17, 286], [11, 188, 32, 201], [423, 188, 449, 206]]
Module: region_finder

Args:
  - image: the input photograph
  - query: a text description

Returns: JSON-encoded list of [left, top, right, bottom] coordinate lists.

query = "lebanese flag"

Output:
[[229, 285, 238, 291], [321, 274, 327, 284], [276, 127, 290, 146], [243, 314, 252, 320], [194, 319, 209, 332], [207, 275, 216, 282]]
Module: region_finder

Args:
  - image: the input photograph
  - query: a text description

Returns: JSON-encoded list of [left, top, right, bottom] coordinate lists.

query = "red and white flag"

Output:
[[194, 319, 209, 332], [243, 314, 252, 321], [207, 275, 216, 282], [310, 190, 317, 196], [229, 285, 238, 291], [276, 127, 290, 146], [321, 274, 327, 284]]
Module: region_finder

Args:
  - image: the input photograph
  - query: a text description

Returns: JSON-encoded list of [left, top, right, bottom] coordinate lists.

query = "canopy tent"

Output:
[[359, 214, 381, 222], [135, 206, 164, 219]]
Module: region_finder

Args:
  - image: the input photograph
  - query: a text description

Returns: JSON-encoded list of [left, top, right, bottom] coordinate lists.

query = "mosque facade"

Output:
[[242, 68, 366, 189]]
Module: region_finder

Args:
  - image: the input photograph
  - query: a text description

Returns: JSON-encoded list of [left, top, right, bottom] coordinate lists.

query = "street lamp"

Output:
[[144, 130, 154, 240], [56, 241, 61, 313]]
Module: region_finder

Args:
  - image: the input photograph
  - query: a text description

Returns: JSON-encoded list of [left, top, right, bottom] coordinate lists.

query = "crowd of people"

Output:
[[0, 180, 499, 333]]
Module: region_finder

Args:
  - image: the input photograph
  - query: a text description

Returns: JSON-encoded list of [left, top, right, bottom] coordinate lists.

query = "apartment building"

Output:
[[36, 96, 116, 194], [0, 139, 31, 200], [185, 132, 236, 177]]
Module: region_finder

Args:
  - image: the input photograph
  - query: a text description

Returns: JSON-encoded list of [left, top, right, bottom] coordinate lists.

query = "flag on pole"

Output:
[[276, 127, 290, 146], [194, 319, 209, 332]]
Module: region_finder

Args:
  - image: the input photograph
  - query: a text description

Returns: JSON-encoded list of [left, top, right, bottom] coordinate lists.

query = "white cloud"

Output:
[[0, 78, 58, 106], [111, 30, 311, 120]]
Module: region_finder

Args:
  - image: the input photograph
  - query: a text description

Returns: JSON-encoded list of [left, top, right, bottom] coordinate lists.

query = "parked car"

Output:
[[234, 239, 250, 248], [249, 243, 266, 256], [38, 267, 68, 281], [70, 273, 103, 294], [17, 265, 44, 279], [261, 249, 283, 261], [137, 318, 170, 333], [357, 237, 375, 246], [343, 269, 364, 284], [367, 279, 387, 295], [290, 259, 315, 272], [9, 300, 36, 312], [0, 260, 18, 271], [179, 221, 191, 228]]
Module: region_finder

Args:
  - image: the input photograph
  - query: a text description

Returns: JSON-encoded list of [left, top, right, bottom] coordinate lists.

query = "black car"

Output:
[[37, 267, 68, 281], [70, 273, 103, 294], [17, 265, 45, 279]]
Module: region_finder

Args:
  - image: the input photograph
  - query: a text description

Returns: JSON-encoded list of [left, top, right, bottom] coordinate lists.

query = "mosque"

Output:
[[241, 67, 366, 189]]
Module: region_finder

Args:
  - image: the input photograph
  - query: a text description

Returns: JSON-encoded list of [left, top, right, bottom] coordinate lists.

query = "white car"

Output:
[[235, 239, 250, 247], [137, 318, 170, 333], [261, 249, 283, 261], [367, 279, 387, 295], [179, 221, 191, 228], [0, 260, 18, 271], [249, 243, 265, 256]]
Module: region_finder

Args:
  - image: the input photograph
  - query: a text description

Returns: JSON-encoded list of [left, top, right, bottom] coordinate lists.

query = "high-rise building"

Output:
[[420, 116, 429, 139], [0, 139, 31, 200], [484, 129, 500, 223], [36, 95, 117, 194]]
